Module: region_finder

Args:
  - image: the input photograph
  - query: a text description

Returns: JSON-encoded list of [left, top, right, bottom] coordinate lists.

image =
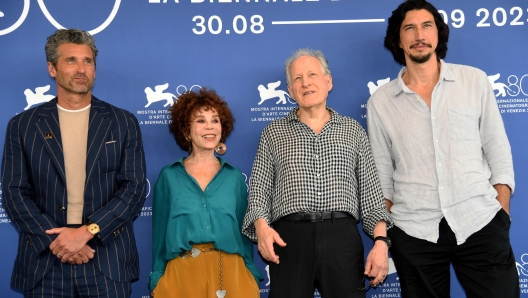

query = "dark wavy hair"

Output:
[[168, 88, 235, 152], [384, 0, 449, 66]]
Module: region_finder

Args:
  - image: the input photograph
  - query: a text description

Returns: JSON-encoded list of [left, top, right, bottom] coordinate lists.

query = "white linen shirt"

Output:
[[367, 60, 514, 244]]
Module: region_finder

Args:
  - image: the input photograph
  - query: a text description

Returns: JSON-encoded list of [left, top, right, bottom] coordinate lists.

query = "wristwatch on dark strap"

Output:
[[374, 236, 392, 248]]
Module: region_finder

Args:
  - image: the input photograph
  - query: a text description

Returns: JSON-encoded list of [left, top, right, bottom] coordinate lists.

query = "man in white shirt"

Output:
[[367, 0, 519, 297]]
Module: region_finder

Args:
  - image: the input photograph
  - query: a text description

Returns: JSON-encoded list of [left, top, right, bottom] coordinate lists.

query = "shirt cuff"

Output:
[[242, 212, 271, 242], [363, 208, 394, 236], [381, 188, 395, 202], [148, 271, 164, 292], [490, 175, 515, 195]]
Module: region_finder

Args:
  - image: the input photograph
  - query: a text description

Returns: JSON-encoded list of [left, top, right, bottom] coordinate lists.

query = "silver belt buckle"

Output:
[[180, 247, 202, 258], [310, 212, 324, 222]]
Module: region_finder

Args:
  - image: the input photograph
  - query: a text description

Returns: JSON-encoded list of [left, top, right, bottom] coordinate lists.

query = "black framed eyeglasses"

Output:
[[359, 275, 376, 291]]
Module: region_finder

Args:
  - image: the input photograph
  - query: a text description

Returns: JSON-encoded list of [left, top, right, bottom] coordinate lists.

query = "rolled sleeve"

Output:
[[357, 129, 393, 236], [242, 132, 275, 242], [366, 99, 396, 202], [236, 174, 264, 282], [478, 72, 515, 194]]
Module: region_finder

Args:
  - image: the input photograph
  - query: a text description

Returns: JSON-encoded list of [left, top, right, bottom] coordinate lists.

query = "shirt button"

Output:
[[440, 187, 444, 190], [432, 116, 436, 120], [315, 154, 319, 158], [206, 226, 210, 229], [438, 163, 442, 166], [317, 174, 321, 177], [318, 193, 322, 196], [204, 205, 207, 208], [443, 209, 447, 213], [60, 206, 66, 211]]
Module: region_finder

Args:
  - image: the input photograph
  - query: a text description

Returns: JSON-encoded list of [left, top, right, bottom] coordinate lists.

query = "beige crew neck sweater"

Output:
[[57, 104, 90, 225]]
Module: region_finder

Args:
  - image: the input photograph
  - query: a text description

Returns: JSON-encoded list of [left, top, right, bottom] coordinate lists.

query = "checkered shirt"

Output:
[[242, 107, 392, 241]]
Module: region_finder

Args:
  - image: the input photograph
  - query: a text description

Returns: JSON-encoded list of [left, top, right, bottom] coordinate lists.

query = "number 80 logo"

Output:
[[0, 0, 120, 36]]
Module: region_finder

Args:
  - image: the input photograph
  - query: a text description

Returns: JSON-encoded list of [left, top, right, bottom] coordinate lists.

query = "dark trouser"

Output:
[[269, 216, 365, 298], [388, 209, 519, 298], [24, 258, 131, 298]]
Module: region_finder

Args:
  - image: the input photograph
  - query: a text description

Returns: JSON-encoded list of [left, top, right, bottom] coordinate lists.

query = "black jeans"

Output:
[[389, 209, 519, 298], [269, 216, 365, 298]]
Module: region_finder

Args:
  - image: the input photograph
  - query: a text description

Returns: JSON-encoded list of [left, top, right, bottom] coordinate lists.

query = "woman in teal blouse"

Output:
[[149, 88, 262, 297]]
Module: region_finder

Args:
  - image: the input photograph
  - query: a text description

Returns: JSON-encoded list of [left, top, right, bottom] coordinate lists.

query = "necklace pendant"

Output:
[[216, 290, 226, 298]]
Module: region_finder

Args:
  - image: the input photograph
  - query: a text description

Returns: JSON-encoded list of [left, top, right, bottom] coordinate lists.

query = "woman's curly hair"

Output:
[[168, 88, 235, 152]]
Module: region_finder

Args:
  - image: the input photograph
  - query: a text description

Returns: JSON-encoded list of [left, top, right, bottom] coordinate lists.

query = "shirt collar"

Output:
[[394, 59, 454, 96], [286, 106, 345, 125]]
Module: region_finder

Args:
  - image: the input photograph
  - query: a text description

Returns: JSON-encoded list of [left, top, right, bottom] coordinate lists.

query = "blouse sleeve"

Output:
[[235, 172, 264, 282], [149, 170, 170, 292]]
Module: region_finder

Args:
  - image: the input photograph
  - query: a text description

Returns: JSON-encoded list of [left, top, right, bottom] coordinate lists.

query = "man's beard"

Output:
[[56, 75, 94, 95], [409, 51, 433, 64]]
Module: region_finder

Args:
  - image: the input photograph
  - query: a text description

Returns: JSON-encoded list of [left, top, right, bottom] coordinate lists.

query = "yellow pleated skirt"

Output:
[[154, 243, 260, 298]]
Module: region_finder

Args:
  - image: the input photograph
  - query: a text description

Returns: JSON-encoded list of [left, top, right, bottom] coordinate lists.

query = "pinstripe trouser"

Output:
[[23, 258, 131, 298]]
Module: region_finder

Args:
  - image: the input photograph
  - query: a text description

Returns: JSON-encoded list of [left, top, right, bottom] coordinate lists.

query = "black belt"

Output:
[[281, 211, 353, 222]]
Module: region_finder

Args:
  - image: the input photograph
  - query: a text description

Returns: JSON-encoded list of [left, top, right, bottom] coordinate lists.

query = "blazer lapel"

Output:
[[35, 99, 66, 182], [85, 98, 111, 180]]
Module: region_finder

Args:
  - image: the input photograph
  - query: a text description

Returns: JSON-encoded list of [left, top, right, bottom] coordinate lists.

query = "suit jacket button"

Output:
[[60, 206, 66, 211]]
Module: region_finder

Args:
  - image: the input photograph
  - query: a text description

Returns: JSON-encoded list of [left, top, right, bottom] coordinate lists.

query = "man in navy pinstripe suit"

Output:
[[1, 29, 147, 297]]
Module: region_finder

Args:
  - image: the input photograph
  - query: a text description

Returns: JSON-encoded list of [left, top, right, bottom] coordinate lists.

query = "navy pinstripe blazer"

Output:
[[1, 97, 147, 291]]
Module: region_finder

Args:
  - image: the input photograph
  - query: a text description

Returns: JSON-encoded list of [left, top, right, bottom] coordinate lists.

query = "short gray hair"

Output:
[[284, 48, 331, 86], [45, 29, 98, 67]]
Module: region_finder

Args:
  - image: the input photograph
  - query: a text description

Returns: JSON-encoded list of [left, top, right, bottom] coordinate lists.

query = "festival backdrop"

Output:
[[0, 0, 527, 297]]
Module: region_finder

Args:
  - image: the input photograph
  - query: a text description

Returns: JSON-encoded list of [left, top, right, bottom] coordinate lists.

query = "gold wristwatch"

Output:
[[87, 223, 100, 236]]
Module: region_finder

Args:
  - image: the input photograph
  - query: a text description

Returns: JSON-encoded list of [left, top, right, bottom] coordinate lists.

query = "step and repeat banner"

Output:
[[1, 0, 527, 297]]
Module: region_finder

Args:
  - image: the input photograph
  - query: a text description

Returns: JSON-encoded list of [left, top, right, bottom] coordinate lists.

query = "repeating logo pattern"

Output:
[[0, 184, 9, 224], [367, 77, 390, 96], [24, 85, 55, 110], [136, 83, 201, 125], [489, 72, 528, 116], [257, 80, 294, 105], [249, 80, 296, 123], [517, 253, 528, 276], [144, 83, 177, 108], [488, 73, 511, 97]]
